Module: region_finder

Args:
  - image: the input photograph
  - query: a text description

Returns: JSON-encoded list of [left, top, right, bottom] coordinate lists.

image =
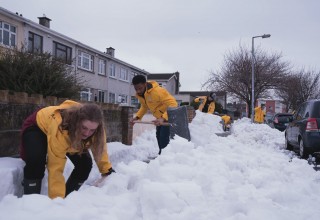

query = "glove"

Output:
[[102, 167, 115, 177]]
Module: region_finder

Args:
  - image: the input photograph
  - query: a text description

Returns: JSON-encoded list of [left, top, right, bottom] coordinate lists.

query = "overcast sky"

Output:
[[2, 0, 320, 91]]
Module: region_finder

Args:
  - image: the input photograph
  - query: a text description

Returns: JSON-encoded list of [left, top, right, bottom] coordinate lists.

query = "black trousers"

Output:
[[22, 126, 92, 181], [156, 125, 170, 151]]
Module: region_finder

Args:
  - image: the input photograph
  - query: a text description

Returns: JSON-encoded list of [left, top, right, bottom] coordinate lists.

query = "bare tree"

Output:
[[203, 44, 290, 118], [276, 68, 320, 112]]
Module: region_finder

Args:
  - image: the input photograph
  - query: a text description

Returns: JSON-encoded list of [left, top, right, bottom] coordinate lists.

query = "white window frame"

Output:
[[78, 51, 93, 71], [80, 88, 92, 101], [119, 67, 129, 81], [118, 94, 128, 104], [108, 92, 116, 103], [109, 62, 116, 78], [98, 59, 106, 75], [0, 21, 16, 47]]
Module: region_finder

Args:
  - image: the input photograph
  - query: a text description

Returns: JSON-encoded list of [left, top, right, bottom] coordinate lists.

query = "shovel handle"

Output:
[[134, 121, 171, 126]]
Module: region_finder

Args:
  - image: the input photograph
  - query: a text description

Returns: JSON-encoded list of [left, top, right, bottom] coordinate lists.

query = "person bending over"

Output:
[[194, 92, 216, 114], [20, 100, 114, 199]]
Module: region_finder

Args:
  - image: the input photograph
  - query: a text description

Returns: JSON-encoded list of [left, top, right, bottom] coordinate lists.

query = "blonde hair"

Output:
[[60, 103, 105, 160]]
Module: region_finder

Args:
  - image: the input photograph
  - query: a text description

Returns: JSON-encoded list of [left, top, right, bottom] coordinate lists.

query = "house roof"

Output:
[[0, 7, 149, 75], [147, 73, 176, 80], [147, 72, 180, 94]]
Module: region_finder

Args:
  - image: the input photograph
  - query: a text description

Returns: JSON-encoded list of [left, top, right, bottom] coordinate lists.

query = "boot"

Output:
[[23, 179, 42, 195], [65, 178, 84, 197]]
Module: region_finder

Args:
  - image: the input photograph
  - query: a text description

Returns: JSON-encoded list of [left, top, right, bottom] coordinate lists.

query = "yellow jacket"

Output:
[[36, 100, 112, 199], [135, 81, 177, 120], [194, 96, 215, 114], [254, 106, 266, 123], [221, 115, 231, 124]]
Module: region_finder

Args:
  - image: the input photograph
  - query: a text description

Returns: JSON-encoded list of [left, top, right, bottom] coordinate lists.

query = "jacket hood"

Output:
[[146, 81, 160, 92], [58, 100, 81, 109]]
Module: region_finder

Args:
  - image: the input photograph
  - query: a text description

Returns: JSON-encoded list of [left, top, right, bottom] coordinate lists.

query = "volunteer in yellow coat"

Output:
[[254, 104, 266, 123], [130, 75, 177, 155], [20, 100, 114, 199], [194, 92, 216, 114], [221, 114, 232, 131]]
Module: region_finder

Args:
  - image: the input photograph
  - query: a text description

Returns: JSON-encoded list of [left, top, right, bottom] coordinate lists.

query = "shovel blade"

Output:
[[167, 106, 191, 141]]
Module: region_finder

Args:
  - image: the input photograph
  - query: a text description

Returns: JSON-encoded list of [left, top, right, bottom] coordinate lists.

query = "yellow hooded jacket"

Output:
[[135, 81, 177, 120], [194, 96, 215, 114], [221, 115, 231, 124], [254, 106, 266, 123], [36, 100, 112, 199]]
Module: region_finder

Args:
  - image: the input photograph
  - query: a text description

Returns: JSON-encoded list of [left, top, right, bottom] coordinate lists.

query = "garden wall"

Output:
[[0, 90, 134, 157]]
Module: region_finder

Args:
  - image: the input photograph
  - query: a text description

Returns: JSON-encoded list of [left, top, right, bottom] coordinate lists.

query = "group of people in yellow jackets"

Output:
[[194, 92, 232, 131], [20, 75, 178, 199], [194, 93, 267, 129], [19, 83, 267, 200]]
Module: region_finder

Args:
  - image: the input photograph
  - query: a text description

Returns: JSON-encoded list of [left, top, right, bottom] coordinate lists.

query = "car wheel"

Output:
[[285, 136, 293, 151], [299, 139, 308, 159]]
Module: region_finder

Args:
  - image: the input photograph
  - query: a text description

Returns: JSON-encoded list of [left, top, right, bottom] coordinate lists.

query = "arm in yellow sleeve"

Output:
[[46, 135, 68, 199]]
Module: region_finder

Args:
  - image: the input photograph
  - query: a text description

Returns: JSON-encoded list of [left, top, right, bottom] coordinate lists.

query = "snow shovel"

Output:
[[134, 106, 191, 141], [134, 121, 171, 126], [167, 106, 191, 141]]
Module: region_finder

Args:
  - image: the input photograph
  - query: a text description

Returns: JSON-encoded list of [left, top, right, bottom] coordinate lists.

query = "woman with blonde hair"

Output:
[[20, 100, 114, 199]]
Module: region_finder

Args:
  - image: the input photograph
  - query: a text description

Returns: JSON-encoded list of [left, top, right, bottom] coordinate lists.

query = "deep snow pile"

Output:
[[1, 111, 320, 220]]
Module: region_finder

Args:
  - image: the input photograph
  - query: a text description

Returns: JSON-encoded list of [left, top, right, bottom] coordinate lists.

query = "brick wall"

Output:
[[186, 106, 196, 123], [0, 90, 134, 157]]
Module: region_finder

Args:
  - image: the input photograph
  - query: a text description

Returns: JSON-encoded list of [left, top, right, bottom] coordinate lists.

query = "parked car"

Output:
[[265, 112, 274, 123], [267, 113, 293, 131], [285, 99, 320, 158]]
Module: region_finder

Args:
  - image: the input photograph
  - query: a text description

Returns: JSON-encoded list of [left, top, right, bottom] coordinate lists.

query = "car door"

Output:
[[290, 103, 308, 146], [286, 112, 296, 143]]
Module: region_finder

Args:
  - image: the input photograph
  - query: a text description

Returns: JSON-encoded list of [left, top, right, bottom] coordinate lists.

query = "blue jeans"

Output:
[[156, 125, 170, 154]]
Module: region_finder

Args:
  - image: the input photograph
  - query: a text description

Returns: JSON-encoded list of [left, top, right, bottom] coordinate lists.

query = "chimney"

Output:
[[106, 47, 115, 57], [38, 14, 51, 28]]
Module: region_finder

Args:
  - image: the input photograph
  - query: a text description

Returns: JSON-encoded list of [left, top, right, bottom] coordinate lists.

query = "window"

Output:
[[109, 62, 116, 77], [98, 90, 106, 102], [28, 32, 43, 54], [98, 59, 106, 75], [296, 103, 307, 120], [53, 41, 72, 64], [118, 94, 128, 104], [131, 96, 139, 107], [80, 88, 92, 101], [0, 21, 16, 47], [78, 51, 93, 71], [108, 92, 116, 103], [119, 68, 128, 81]]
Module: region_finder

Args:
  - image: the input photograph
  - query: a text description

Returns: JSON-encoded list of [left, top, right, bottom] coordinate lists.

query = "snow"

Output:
[[1, 110, 320, 220]]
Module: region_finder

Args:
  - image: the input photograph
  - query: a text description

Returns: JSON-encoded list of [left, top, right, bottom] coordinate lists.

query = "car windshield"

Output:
[[277, 115, 292, 123], [311, 102, 320, 118], [265, 112, 274, 121]]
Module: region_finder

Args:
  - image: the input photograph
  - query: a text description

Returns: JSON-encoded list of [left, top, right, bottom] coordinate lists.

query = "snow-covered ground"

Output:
[[1, 111, 320, 220]]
